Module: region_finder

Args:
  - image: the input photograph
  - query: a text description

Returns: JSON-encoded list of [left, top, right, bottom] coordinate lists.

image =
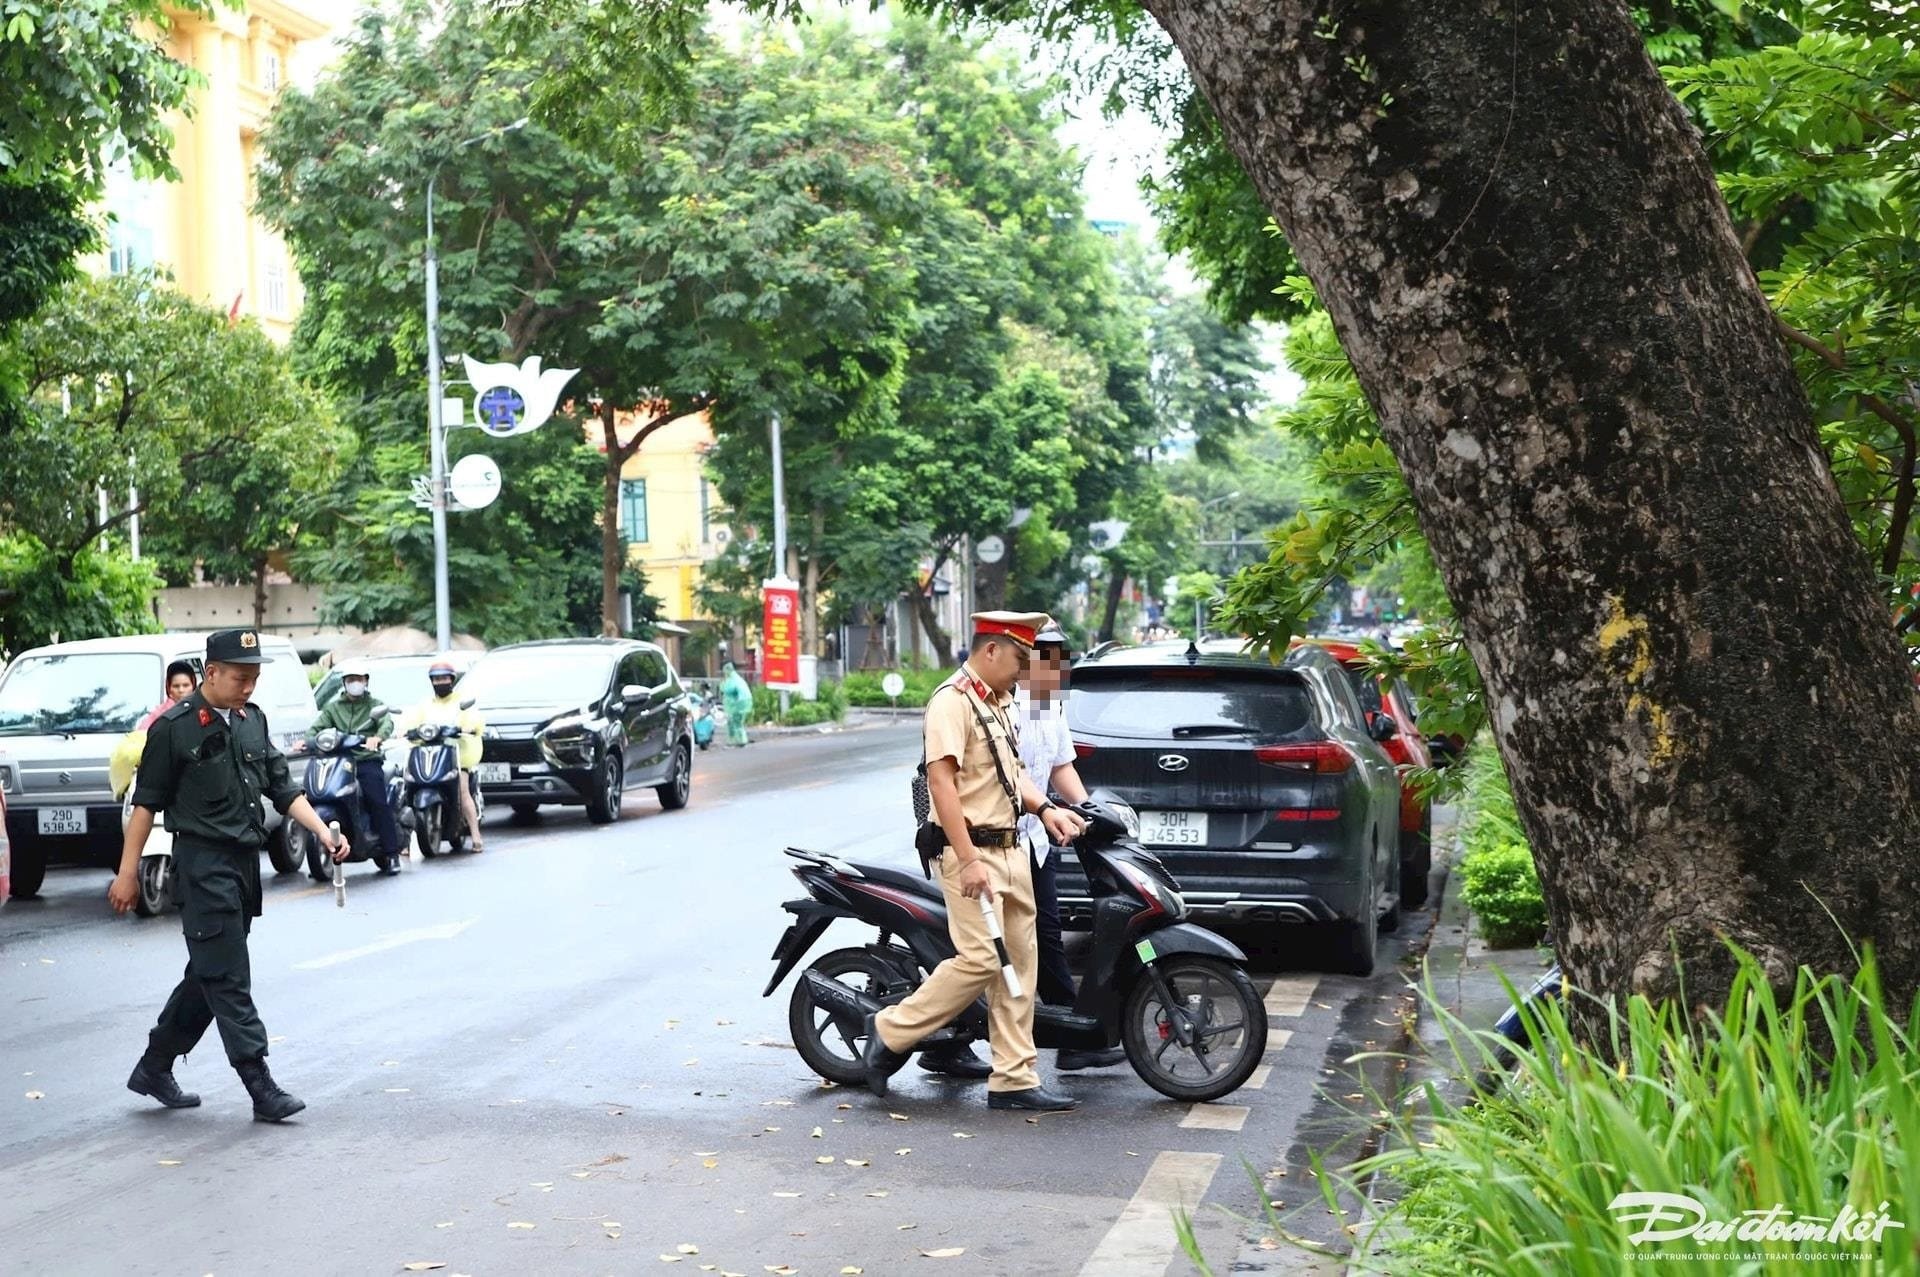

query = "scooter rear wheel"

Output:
[[1121, 956, 1267, 1103], [789, 948, 909, 1087], [266, 824, 302, 875], [135, 855, 171, 917], [304, 827, 331, 882]]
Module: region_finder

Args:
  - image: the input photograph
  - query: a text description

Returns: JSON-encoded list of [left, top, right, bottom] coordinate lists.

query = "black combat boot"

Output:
[[127, 1050, 201, 1109], [234, 1057, 306, 1123], [860, 1013, 907, 1099]]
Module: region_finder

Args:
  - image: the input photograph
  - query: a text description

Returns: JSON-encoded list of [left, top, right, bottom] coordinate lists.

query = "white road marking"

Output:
[[1263, 976, 1319, 1017], [1077, 1150, 1224, 1277], [1179, 1103, 1251, 1132], [293, 919, 478, 970], [1267, 1029, 1294, 1053], [1245, 1064, 1273, 1090]]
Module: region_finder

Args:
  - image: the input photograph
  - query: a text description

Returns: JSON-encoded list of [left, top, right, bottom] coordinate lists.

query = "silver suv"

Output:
[[0, 633, 316, 898]]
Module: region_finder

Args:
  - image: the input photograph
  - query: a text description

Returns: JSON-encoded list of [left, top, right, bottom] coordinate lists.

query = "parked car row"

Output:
[[1056, 636, 1457, 976], [0, 633, 696, 905]]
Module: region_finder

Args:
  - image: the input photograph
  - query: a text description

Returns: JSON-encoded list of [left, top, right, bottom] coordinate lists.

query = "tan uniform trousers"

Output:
[[874, 844, 1040, 1092]]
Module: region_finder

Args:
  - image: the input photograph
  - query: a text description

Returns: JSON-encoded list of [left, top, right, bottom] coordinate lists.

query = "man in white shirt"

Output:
[[1018, 621, 1126, 1071]]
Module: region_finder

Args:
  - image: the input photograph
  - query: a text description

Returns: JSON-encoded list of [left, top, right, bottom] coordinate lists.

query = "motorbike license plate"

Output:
[[474, 763, 511, 785], [37, 807, 87, 837], [1140, 810, 1207, 847]]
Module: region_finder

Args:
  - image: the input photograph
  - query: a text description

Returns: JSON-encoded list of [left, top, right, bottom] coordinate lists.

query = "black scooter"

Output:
[[398, 722, 482, 857], [293, 725, 394, 879], [765, 800, 1268, 1103]]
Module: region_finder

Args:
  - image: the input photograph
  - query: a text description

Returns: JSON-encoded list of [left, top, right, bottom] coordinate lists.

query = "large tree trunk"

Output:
[[974, 528, 1011, 612], [1098, 565, 1125, 644], [803, 505, 824, 657], [600, 401, 625, 638], [1146, 0, 1920, 1011], [251, 552, 270, 630]]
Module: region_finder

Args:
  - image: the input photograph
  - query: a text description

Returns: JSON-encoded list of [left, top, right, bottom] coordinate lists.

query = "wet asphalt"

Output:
[[0, 721, 1436, 1277]]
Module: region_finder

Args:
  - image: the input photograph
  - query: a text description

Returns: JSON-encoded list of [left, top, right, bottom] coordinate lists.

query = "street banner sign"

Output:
[[976, 535, 1006, 564], [762, 580, 801, 687], [449, 454, 502, 510], [459, 355, 579, 437]]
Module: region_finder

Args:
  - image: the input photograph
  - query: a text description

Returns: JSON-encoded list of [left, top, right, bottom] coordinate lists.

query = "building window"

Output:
[[103, 156, 156, 276], [263, 50, 281, 92], [621, 479, 648, 545], [264, 259, 288, 318], [699, 477, 711, 543]]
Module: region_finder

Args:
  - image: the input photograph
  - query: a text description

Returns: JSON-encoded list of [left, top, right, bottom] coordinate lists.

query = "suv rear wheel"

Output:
[[1329, 870, 1379, 976], [9, 841, 46, 900], [1400, 812, 1432, 910]]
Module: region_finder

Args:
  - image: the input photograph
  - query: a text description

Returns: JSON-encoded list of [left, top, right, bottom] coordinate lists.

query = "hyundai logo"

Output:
[[1156, 754, 1190, 773]]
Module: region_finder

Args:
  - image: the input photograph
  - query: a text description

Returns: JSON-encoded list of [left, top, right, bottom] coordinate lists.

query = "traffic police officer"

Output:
[[109, 628, 351, 1122], [861, 611, 1088, 1111]]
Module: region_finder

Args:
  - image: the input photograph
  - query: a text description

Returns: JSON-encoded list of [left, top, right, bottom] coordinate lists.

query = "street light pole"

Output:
[[424, 117, 529, 654]]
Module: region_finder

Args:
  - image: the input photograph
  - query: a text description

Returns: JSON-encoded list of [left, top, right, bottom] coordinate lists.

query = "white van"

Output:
[[0, 632, 316, 899]]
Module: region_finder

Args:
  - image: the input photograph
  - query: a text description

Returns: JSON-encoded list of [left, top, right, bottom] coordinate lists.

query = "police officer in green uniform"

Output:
[[108, 629, 351, 1122]]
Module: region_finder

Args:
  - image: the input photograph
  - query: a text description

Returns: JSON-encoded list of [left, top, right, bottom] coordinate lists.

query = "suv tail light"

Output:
[[1073, 741, 1096, 760], [1254, 741, 1353, 773]]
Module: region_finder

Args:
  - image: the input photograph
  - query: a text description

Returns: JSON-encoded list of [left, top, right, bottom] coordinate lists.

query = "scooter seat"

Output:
[[851, 863, 945, 900]]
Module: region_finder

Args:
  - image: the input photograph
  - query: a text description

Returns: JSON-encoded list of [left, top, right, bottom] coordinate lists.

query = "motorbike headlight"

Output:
[[315, 729, 341, 754], [1106, 801, 1141, 841]]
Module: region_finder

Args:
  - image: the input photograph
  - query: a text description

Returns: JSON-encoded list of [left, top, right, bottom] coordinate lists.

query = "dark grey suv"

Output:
[[1056, 641, 1403, 975], [466, 639, 694, 824]]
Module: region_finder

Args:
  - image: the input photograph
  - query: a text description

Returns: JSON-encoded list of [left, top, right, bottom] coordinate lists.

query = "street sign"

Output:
[[449, 454, 502, 510], [1080, 554, 1103, 577], [976, 535, 1006, 565], [882, 672, 905, 701], [762, 578, 801, 687], [1088, 519, 1130, 551], [460, 355, 579, 438]]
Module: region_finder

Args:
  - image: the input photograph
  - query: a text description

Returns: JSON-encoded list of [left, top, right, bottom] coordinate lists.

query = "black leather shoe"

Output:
[[918, 1044, 991, 1079], [235, 1058, 306, 1123], [127, 1053, 201, 1109], [376, 857, 398, 876], [988, 1085, 1079, 1112], [1057, 1047, 1128, 1071], [860, 1014, 906, 1099]]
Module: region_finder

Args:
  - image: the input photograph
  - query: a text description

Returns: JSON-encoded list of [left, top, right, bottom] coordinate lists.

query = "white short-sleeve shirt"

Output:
[[1015, 688, 1076, 865]]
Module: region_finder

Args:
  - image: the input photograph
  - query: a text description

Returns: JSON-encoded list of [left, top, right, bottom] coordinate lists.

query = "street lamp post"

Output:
[[1200, 491, 1241, 569], [424, 117, 528, 652]]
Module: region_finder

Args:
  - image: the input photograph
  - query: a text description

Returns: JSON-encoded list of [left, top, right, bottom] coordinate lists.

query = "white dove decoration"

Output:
[[460, 354, 580, 437]]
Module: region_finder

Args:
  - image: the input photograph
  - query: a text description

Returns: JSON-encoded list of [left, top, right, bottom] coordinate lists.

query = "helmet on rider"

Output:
[[339, 661, 371, 699], [428, 660, 458, 698]]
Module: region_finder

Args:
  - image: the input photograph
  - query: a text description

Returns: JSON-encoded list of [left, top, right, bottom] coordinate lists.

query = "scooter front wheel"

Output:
[[415, 807, 441, 858], [1122, 956, 1268, 1103], [135, 855, 171, 917], [789, 947, 908, 1088]]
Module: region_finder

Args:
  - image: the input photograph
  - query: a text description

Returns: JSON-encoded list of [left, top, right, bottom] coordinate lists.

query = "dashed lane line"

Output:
[[1245, 1064, 1273, 1090], [1180, 1103, 1251, 1133], [1267, 1029, 1294, 1053], [1263, 975, 1319, 1017], [1076, 1150, 1225, 1277]]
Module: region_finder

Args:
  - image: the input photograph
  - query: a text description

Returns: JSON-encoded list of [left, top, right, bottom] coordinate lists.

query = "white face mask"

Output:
[[343, 680, 368, 699]]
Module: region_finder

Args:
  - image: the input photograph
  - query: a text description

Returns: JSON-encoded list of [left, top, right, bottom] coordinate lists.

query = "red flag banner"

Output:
[[762, 584, 800, 686]]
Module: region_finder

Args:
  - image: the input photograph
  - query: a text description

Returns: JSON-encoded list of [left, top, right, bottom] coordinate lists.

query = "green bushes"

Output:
[[842, 667, 954, 707], [1346, 946, 1920, 1275], [746, 678, 850, 727], [1455, 738, 1548, 948]]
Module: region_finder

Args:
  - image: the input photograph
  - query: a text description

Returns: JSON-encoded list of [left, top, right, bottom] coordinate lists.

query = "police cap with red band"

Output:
[[970, 611, 1052, 651]]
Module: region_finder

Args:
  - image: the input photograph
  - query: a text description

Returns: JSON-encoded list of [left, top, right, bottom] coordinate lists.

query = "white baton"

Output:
[[977, 897, 1023, 998], [329, 821, 346, 908]]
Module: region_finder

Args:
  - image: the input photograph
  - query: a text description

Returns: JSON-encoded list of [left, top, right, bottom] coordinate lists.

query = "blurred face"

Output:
[[201, 661, 259, 710], [343, 678, 369, 699], [166, 672, 195, 701], [1030, 646, 1069, 701]]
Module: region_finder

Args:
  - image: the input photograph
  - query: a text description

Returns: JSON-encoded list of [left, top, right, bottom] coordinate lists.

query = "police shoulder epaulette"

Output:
[[158, 700, 193, 722]]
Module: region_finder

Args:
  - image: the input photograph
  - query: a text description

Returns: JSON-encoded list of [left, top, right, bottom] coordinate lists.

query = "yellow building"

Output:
[[91, 2, 336, 342], [593, 409, 732, 626]]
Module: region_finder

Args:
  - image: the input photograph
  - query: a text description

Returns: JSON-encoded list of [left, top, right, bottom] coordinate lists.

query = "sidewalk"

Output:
[[1221, 821, 1554, 1275]]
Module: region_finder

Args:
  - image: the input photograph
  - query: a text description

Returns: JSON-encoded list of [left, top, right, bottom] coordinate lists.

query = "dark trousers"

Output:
[[149, 839, 268, 1064], [1031, 846, 1078, 1007], [355, 758, 402, 856]]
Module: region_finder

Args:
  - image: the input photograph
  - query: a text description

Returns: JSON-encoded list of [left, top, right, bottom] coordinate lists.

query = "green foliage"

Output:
[[1455, 738, 1546, 948], [0, 534, 160, 654], [842, 667, 953, 708], [1341, 945, 1920, 1274]]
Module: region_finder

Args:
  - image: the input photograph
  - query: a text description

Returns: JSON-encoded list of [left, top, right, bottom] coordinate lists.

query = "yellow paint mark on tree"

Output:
[[1597, 596, 1677, 767]]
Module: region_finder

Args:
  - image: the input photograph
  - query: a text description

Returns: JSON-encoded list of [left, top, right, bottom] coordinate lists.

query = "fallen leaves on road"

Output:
[[894, 1148, 911, 1156], [402, 1263, 447, 1272], [716, 1018, 734, 1026], [951, 1132, 972, 1139], [772, 1191, 802, 1198], [842, 1268, 864, 1274], [661, 1256, 684, 1264], [666, 1019, 680, 1029], [24, 1091, 43, 1100], [816, 1156, 836, 1164], [764, 1126, 781, 1133], [888, 1112, 910, 1122], [570, 1172, 592, 1180], [865, 1190, 889, 1198], [898, 1224, 917, 1231], [702, 1158, 719, 1170], [678, 1244, 701, 1255], [385, 1088, 412, 1094], [811, 1126, 824, 1138], [157, 1160, 182, 1167], [435, 1222, 454, 1229], [684, 1059, 700, 1068], [922, 1248, 966, 1259], [507, 1221, 536, 1230], [844, 1159, 869, 1167], [765, 1267, 798, 1275]]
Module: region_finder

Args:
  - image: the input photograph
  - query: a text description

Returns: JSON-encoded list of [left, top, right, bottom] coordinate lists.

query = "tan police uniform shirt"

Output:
[[924, 664, 1022, 832]]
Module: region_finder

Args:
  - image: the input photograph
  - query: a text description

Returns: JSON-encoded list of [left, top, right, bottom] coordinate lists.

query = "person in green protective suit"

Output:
[[721, 661, 753, 747]]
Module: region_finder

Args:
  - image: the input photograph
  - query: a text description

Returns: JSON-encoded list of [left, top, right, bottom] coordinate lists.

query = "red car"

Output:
[[1292, 638, 1433, 908]]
